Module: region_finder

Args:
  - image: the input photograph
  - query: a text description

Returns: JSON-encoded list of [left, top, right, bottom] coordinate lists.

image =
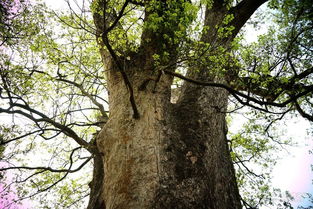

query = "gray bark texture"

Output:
[[87, 0, 268, 208]]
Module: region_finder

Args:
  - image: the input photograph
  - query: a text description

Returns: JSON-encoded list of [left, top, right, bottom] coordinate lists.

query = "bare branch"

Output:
[[56, 78, 108, 118], [0, 128, 59, 145], [162, 69, 313, 114], [0, 157, 92, 173], [0, 106, 93, 151]]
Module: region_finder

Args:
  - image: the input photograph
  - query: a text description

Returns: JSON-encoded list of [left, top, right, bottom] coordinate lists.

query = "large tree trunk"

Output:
[[88, 1, 268, 208], [92, 58, 241, 209]]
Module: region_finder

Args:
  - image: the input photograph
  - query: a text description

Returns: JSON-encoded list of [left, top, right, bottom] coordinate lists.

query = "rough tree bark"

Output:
[[88, 0, 268, 208]]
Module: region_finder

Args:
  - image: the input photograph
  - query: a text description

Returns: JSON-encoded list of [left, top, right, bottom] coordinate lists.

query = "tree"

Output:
[[0, 0, 312, 208]]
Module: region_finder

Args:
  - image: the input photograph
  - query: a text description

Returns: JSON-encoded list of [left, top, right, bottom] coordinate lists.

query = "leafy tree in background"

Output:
[[0, 0, 312, 208]]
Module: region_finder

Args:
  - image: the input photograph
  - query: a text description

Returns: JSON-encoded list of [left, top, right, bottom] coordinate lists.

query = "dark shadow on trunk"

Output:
[[87, 151, 105, 209]]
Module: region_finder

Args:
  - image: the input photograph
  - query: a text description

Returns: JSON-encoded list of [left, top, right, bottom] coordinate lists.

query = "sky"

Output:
[[271, 118, 313, 207], [237, 4, 313, 207], [230, 110, 313, 208], [1, 0, 312, 208], [0, 162, 31, 209]]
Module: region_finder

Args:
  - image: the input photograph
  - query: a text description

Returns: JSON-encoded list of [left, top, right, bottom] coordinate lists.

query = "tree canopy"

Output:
[[0, 0, 312, 208]]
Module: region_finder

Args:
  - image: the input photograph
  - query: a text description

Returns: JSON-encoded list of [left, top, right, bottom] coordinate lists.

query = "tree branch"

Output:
[[0, 106, 94, 151], [0, 128, 59, 145], [294, 100, 313, 121], [163, 69, 313, 114], [104, 0, 130, 34], [101, 35, 140, 119], [230, 0, 269, 39], [0, 156, 92, 173], [92, 0, 140, 119], [1, 147, 91, 208], [56, 78, 108, 119]]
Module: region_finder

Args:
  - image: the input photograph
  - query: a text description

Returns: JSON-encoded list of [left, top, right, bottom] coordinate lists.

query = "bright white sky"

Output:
[[268, 119, 312, 207], [16, 0, 313, 208], [272, 118, 313, 207]]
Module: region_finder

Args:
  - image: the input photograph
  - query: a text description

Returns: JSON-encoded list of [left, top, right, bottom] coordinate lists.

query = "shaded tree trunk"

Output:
[[88, 0, 268, 208]]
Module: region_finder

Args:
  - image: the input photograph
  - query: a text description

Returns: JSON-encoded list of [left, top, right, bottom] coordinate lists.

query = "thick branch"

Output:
[[292, 67, 313, 82], [294, 101, 313, 121], [230, 0, 269, 39]]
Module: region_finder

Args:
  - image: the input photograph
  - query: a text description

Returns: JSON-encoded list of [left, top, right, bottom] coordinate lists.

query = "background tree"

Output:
[[0, 0, 312, 208]]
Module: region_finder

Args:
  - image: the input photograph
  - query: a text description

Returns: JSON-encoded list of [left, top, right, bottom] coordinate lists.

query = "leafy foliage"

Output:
[[0, 1, 104, 208]]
